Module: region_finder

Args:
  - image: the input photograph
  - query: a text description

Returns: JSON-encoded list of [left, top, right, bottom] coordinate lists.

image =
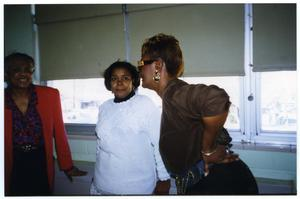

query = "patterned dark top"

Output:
[[5, 85, 44, 147]]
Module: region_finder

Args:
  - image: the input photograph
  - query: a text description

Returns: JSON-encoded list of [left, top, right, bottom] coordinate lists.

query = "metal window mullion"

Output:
[[122, 4, 130, 62], [248, 4, 258, 142], [31, 4, 41, 84], [254, 72, 261, 139], [242, 4, 256, 143]]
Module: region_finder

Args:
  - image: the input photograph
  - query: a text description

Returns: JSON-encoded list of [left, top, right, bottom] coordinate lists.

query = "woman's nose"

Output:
[[116, 79, 124, 85]]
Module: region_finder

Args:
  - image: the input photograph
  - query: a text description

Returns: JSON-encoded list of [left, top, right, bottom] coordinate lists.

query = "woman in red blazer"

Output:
[[4, 52, 87, 196]]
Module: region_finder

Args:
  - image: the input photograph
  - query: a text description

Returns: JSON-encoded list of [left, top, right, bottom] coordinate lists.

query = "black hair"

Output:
[[103, 61, 140, 91], [4, 52, 35, 74]]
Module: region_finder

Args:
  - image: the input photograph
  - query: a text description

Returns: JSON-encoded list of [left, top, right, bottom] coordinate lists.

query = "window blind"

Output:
[[36, 4, 125, 80], [36, 4, 245, 80], [252, 4, 296, 72], [128, 4, 245, 77], [4, 5, 34, 56]]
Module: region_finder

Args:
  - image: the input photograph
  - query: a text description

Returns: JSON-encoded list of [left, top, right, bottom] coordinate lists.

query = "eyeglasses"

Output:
[[137, 60, 156, 72], [9, 66, 35, 74], [111, 76, 132, 83], [137, 60, 156, 67]]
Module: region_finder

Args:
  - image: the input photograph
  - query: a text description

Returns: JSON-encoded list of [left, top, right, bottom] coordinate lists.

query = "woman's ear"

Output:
[[155, 58, 164, 71]]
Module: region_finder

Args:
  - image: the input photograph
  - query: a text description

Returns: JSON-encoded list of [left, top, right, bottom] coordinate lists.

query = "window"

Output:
[[48, 70, 296, 145], [47, 76, 242, 133], [48, 79, 112, 124], [47, 78, 161, 124], [48, 77, 241, 130], [258, 71, 297, 132], [45, 4, 296, 145]]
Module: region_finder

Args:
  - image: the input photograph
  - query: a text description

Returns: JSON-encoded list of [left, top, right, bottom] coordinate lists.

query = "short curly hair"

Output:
[[141, 33, 184, 77], [103, 61, 140, 91]]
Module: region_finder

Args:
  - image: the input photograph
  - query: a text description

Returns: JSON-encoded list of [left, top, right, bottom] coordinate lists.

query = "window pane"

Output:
[[181, 77, 241, 130], [48, 78, 162, 124], [260, 71, 297, 132], [48, 78, 113, 124], [48, 76, 241, 129]]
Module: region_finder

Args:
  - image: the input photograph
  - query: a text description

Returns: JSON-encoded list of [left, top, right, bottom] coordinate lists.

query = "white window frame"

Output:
[[253, 73, 296, 145], [233, 4, 296, 145]]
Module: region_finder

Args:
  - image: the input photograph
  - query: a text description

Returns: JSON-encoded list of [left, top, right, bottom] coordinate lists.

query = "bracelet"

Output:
[[201, 146, 218, 157]]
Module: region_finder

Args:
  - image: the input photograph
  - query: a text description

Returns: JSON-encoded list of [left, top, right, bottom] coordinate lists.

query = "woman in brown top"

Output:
[[138, 33, 258, 195]]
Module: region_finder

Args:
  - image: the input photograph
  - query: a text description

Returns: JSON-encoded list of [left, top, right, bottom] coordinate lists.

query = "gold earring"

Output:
[[153, 70, 160, 82]]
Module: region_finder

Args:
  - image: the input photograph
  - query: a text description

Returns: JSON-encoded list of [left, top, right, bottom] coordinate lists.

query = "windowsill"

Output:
[[231, 142, 296, 153], [68, 133, 96, 140], [67, 133, 296, 153]]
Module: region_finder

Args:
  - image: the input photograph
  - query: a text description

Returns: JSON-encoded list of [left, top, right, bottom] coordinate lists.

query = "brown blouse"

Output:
[[160, 78, 231, 174]]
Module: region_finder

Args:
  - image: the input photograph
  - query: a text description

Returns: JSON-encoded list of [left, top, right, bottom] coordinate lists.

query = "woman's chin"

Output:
[[115, 94, 125, 99]]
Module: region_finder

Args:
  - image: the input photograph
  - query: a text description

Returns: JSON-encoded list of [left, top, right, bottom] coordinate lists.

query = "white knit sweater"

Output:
[[92, 94, 169, 194]]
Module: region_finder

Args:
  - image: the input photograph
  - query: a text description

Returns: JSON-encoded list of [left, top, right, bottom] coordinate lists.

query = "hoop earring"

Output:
[[153, 70, 160, 82]]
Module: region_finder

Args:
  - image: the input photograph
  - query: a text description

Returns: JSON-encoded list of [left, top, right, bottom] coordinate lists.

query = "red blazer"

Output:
[[5, 85, 73, 194]]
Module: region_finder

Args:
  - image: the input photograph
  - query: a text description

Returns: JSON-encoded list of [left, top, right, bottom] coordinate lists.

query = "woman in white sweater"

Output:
[[90, 61, 170, 195]]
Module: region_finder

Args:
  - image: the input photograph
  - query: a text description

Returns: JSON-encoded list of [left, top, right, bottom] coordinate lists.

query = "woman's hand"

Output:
[[202, 144, 239, 175], [201, 112, 239, 175], [153, 179, 171, 195], [64, 166, 88, 182]]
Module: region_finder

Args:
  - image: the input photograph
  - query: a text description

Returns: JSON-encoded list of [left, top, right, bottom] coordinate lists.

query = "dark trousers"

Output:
[[187, 159, 259, 195], [9, 147, 51, 196]]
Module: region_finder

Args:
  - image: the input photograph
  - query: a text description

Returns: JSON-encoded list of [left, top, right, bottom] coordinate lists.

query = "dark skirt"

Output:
[[186, 159, 259, 195], [9, 147, 51, 196]]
